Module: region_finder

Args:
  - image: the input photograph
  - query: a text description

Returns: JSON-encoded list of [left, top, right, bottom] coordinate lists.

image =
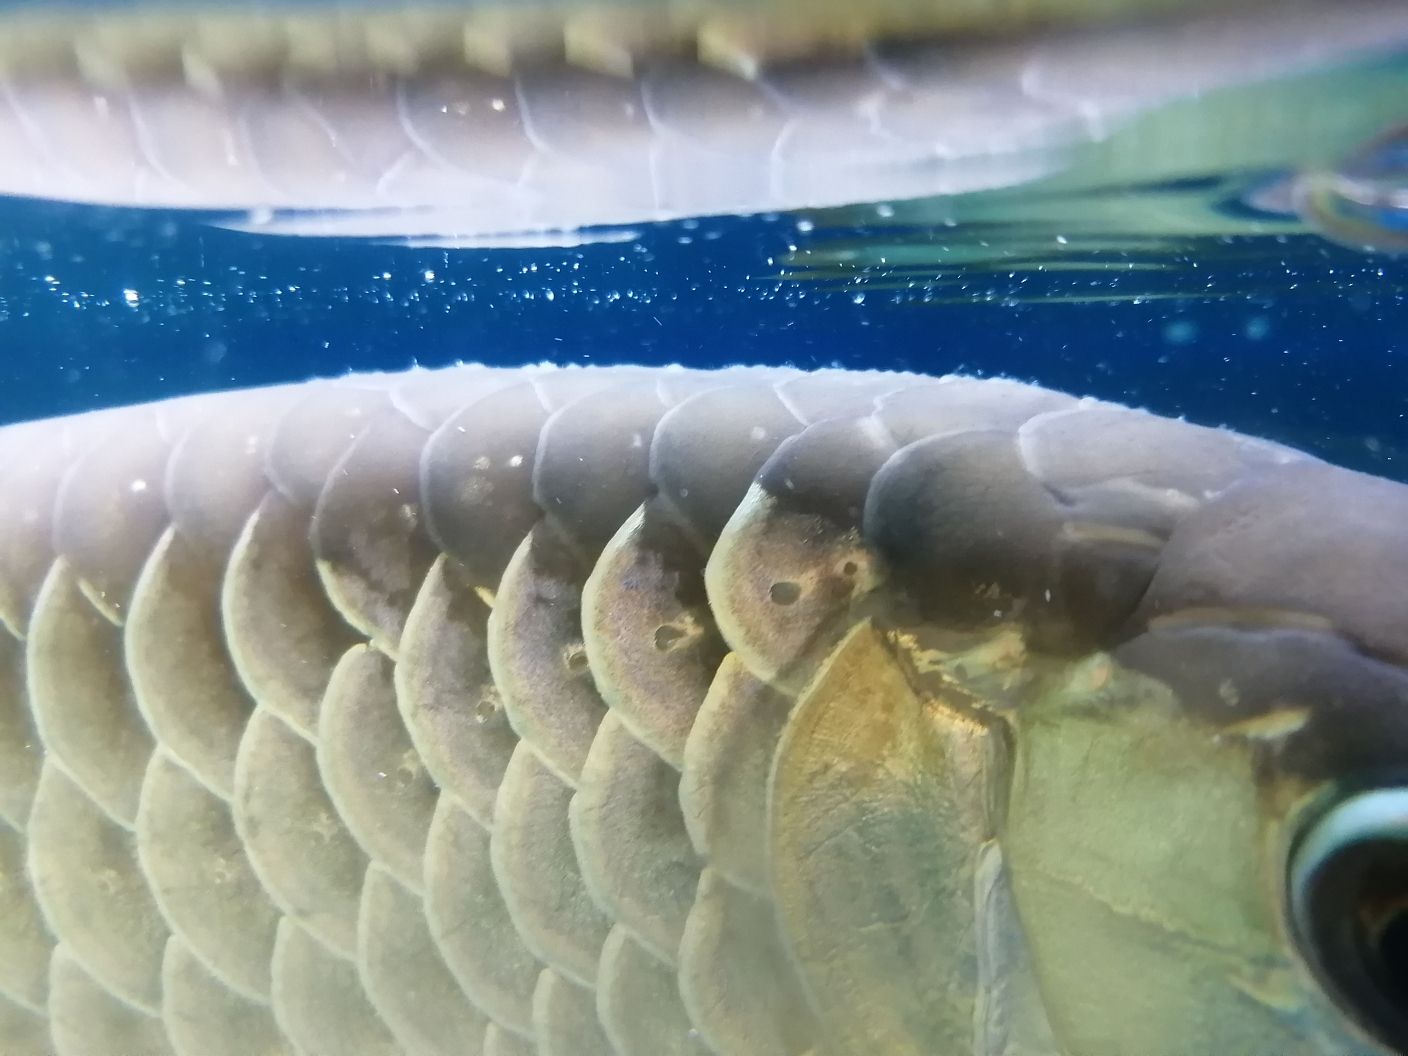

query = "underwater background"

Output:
[[0, 192, 1404, 480]]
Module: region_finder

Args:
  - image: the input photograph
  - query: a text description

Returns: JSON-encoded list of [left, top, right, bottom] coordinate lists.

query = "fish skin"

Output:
[[0, 362, 1403, 1055]]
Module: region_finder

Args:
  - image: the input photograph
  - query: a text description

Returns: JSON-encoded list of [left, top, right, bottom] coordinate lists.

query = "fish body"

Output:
[[0, 0, 1405, 246], [0, 363, 1405, 1056]]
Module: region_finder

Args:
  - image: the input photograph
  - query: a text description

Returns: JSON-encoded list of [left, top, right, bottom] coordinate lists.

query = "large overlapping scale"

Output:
[[0, 363, 1404, 1056]]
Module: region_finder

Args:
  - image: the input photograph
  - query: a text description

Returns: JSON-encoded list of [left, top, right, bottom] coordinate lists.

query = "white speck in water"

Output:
[[749, 425, 767, 441], [796, 218, 815, 233], [490, 97, 506, 112], [507, 454, 524, 468], [122, 288, 140, 307], [130, 479, 147, 494], [853, 292, 866, 305], [423, 269, 436, 281], [875, 203, 895, 218]]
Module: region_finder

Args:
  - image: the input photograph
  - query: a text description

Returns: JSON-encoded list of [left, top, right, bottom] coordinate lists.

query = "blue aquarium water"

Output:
[[0, 191, 1403, 479]]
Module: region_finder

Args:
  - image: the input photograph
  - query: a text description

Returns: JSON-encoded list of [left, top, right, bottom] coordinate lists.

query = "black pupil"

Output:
[[1377, 906, 1408, 1000]]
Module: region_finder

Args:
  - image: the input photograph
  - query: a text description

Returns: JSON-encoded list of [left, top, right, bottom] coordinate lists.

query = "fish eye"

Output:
[[1290, 788, 1408, 1054]]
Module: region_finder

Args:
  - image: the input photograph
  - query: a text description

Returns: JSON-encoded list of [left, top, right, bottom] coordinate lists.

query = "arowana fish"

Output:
[[0, 0, 1405, 247], [0, 362, 1405, 1056], [1, 2, 1407, 1055]]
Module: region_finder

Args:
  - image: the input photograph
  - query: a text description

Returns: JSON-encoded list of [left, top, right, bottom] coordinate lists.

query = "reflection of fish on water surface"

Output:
[[1, 363, 1407, 1056], [0, 0, 1406, 251], [781, 67, 1408, 300]]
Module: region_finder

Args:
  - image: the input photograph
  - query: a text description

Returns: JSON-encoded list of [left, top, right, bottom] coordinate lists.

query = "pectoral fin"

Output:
[[769, 622, 1048, 1056]]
